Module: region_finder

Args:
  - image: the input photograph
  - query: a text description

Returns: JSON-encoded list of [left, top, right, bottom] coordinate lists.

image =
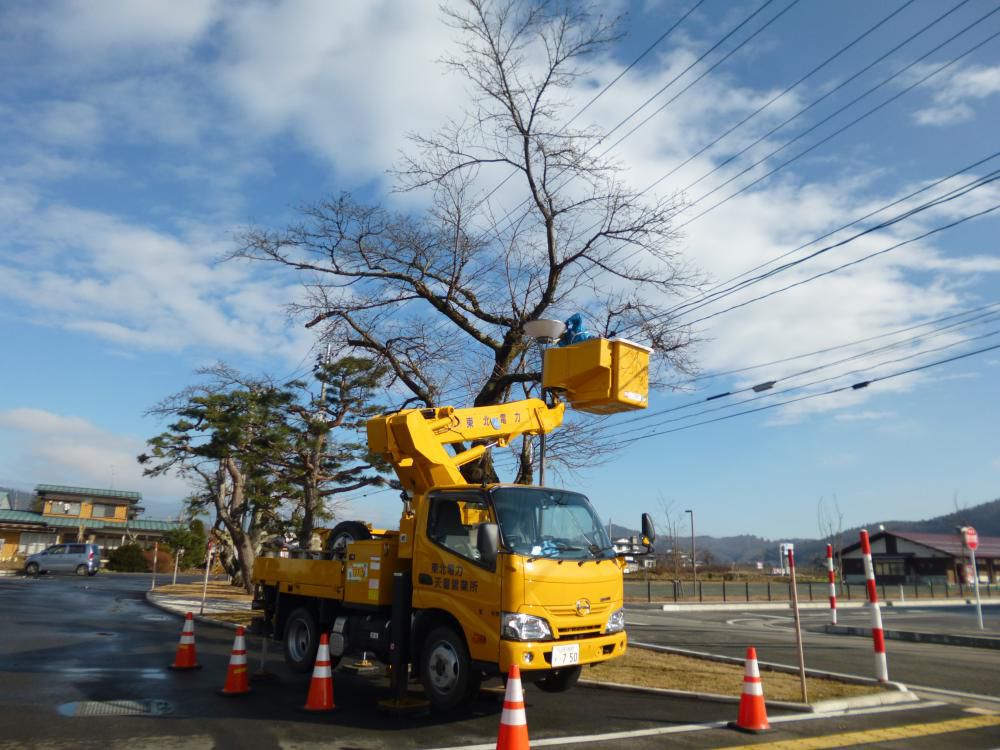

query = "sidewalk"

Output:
[[146, 584, 253, 630]]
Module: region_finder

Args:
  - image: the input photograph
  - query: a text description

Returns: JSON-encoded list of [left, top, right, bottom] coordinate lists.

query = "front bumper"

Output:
[[499, 631, 627, 672]]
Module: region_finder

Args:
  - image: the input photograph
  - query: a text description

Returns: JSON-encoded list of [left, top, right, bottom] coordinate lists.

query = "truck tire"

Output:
[[534, 665, 582, 693], [284, 607, 323, 674], [326, 521, 372, 559], [420, 625, 481, 711]]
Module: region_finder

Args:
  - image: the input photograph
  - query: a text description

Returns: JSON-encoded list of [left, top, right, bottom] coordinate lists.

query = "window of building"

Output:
[[875, 560, 905, 578], [91, 503, 118, 518], [50, 501, 80, 515], [18, 533, 58, 555]]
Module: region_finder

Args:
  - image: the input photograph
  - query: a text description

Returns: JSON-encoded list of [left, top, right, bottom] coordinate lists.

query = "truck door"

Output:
[[414, 492, 501, 665]]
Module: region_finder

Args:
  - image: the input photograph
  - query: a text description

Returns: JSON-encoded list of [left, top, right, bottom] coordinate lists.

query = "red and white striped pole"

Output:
[[860, 530, 888, 682], [826, 544, 837, 625]]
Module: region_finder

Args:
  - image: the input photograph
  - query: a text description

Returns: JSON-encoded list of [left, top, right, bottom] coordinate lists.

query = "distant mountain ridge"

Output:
[[614, 497, 1000, 567]]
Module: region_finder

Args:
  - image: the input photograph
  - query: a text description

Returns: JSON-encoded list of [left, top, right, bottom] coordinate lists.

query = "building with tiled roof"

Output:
[[841, 529, 998, 586], [0, 484, 182, 561]]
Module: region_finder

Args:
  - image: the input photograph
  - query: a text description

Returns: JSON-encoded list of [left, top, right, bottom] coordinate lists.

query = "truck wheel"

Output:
[[534, 665, 582, 693], [284, 608, 322, 674], [420, 625, 481, 711], [326, 521, 372, 559]]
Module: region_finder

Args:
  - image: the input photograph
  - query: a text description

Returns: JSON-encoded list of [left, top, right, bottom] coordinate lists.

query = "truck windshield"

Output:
[[491, 487, 615, 560]]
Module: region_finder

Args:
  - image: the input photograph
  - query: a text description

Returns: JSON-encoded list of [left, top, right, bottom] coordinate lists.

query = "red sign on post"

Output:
[[964, 526, 979, 551]]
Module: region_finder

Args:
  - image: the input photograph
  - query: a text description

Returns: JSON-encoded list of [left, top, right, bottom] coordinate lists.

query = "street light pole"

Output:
[[685, 509, 696, 584]]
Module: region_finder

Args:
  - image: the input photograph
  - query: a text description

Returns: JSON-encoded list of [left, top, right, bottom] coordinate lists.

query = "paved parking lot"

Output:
[[1, 574, 998, 749]]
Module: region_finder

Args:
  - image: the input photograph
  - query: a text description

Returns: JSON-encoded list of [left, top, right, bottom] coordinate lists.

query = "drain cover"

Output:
[[58, 699, 174, 717]]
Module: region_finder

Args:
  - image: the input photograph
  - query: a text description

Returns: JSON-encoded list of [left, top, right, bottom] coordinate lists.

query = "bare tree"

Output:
[[232, 0, 698, 483], [657, 494, 685, 579], [817, 494, 845, 583]]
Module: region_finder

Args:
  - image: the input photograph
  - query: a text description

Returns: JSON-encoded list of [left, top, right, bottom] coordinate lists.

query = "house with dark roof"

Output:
[[841, 529, 999, 586], [0, 484, 182, 562]]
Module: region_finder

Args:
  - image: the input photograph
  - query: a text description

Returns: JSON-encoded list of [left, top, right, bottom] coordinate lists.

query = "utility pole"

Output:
[[685, 509, 696, 583]]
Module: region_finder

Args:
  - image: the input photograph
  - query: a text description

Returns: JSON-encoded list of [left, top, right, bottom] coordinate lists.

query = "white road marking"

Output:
[[426, 701, 946, 750]]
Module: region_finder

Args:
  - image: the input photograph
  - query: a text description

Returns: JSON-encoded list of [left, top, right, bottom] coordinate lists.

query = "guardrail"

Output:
[[625, 579, 999, 603]]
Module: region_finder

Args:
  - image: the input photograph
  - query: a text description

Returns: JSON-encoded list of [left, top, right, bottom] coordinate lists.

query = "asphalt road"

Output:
[[624, 604, 1000, 703], [1, 573, 998, 749]]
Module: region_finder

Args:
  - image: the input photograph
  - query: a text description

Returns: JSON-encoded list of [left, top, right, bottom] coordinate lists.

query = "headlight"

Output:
[[501, 612, 553, 641], [605, 607, 625, 634]]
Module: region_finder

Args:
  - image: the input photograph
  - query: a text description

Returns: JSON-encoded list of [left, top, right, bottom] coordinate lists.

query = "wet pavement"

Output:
[[1, 573, 998, 749]]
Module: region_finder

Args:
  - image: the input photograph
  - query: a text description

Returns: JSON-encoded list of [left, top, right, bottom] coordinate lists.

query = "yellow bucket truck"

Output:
[[251, 336, 655, 710]]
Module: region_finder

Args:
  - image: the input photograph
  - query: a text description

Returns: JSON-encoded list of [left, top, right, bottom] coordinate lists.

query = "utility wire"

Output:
[[672, 169, 1000, 321], [671, 300, 1000, 385], [600, 323, 1000, 441], [606, 341, 1000, 448], [595, 0, 804, 159], [639, 0, 919, 196], [641, 149, 1000, 330], [675, 9, 1000, 230], [486, 0, 786, 238], [608, 306, 1000, 429], [685, 200, 1000, 327], [471, 0, 706, 214]]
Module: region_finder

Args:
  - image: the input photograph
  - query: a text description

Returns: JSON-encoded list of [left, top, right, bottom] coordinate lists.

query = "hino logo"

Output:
[[575, 598, 591, 616]]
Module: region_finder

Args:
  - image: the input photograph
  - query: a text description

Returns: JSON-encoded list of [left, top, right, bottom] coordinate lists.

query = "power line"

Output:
[[671, 300, 1000, 385], [594, 305, 1000, 433], [471, 0, 706, 215], [685, 200, 1000, 327], [675, 8, 1000, 229], [606, 341, 1000, 448], [600, 322, 1000, 441], [647, 149, 1000, 327], [638, 0, 919, 197], [485, 0, 787, 239], [672, 169, 1000, 321], [595, 0, 805, 159]]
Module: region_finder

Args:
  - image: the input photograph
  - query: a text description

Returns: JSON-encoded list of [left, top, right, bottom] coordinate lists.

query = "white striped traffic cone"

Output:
[[303, 633, 335, 711], [169, 612, 201, 670], [728, 646, 769, 733], [218, 626, 253, 696], [496, 664, 529, 750]]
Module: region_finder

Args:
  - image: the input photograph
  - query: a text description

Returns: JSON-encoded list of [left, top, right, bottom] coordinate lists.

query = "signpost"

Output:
[[172, 547, 184, 586], [150, 542, 158, 591], [786, 545, 808, 704], [200, 540, 214, 616], [961, 526, 984, 630]]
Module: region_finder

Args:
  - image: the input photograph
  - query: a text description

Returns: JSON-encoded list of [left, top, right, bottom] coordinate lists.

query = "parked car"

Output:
[[24, 543, 101, 577]]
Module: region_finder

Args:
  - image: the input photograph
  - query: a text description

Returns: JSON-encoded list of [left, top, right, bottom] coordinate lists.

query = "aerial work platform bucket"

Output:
[[542, 338, 651, 414]]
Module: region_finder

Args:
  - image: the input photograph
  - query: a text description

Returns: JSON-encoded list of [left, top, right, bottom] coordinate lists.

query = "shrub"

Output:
[[107, 544, 149, 572], [142, 547, 174, 574]]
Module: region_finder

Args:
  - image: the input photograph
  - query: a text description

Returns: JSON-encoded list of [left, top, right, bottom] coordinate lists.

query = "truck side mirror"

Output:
[[477, 523, 499, 567], [641, 513, 656, 552]]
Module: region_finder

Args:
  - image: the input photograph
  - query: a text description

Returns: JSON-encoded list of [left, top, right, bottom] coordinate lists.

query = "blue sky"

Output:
[[1, 0, 998, 539]]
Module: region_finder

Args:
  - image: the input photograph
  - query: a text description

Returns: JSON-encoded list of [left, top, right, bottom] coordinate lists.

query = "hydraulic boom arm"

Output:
[[366, 399, 565, 497]]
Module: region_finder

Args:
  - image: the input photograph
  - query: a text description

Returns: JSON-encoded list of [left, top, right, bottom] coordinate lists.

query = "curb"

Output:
[[629, 642, 919, 710], [145, 591, 241, 631], [823, 624, 1000, 650]]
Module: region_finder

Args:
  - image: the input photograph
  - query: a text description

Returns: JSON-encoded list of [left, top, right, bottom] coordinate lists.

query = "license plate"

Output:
[[551, 644, 579, 667]]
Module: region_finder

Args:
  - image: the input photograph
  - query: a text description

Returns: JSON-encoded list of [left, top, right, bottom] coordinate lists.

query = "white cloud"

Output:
[[913, 63, 1000, 127], [0, 408, 190, 520], [834, 411, 895, 422]]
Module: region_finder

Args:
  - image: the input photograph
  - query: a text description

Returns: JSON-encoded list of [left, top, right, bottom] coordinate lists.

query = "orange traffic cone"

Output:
[[218, 626, 254, 696], [169, 612, 201, 670], [303, 633, 335, 712], [728, 646, 770, 733], [496, 664, 530, 750]]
